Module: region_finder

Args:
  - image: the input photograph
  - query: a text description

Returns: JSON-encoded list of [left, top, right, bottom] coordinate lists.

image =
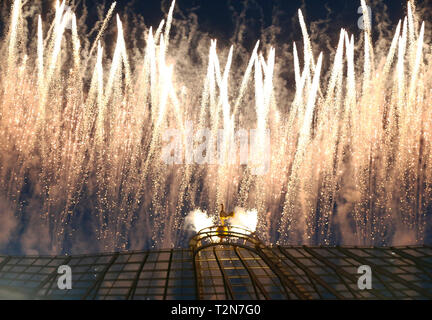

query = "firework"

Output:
[[0, 0, 430, 254]]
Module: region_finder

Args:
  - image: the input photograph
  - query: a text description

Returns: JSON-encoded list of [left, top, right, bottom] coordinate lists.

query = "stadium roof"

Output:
[[0, 228, 431, 300]]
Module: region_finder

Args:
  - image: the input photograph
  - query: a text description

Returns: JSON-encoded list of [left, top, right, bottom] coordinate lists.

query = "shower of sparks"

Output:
[[0, 0, 431, 253]]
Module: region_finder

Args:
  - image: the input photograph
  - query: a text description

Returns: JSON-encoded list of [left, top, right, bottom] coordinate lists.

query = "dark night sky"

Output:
[[113, 0, 407, 27], [110, 0, 408, 37], [72, 0, 426, 56], [0, 0, 425, 51]]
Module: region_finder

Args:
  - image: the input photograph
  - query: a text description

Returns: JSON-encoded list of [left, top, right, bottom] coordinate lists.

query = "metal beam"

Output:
[[278, 247, 343, 299], [302, 247, 380, 299], [337, 247, 432, 299], [213, 247, 235, 300], [126, 253, 149, 300], [193, 250, 203, 300], [388, 247, 432, 281], [234, 246, 270, 300], [33, 256, 72, 299], [163, 250, 174, 300], [278, 247, 324, 299], [83, 253, 119, 300], [255, 246, 309, 299], [0, 257, 11, 273]]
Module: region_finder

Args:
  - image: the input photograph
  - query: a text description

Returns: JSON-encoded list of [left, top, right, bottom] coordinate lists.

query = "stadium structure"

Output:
[[0, 225, 431, 300]]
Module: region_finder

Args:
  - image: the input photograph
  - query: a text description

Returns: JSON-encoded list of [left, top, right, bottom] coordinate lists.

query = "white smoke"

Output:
[[184, 209, 215, 233], [229, 207, 258, 233]]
